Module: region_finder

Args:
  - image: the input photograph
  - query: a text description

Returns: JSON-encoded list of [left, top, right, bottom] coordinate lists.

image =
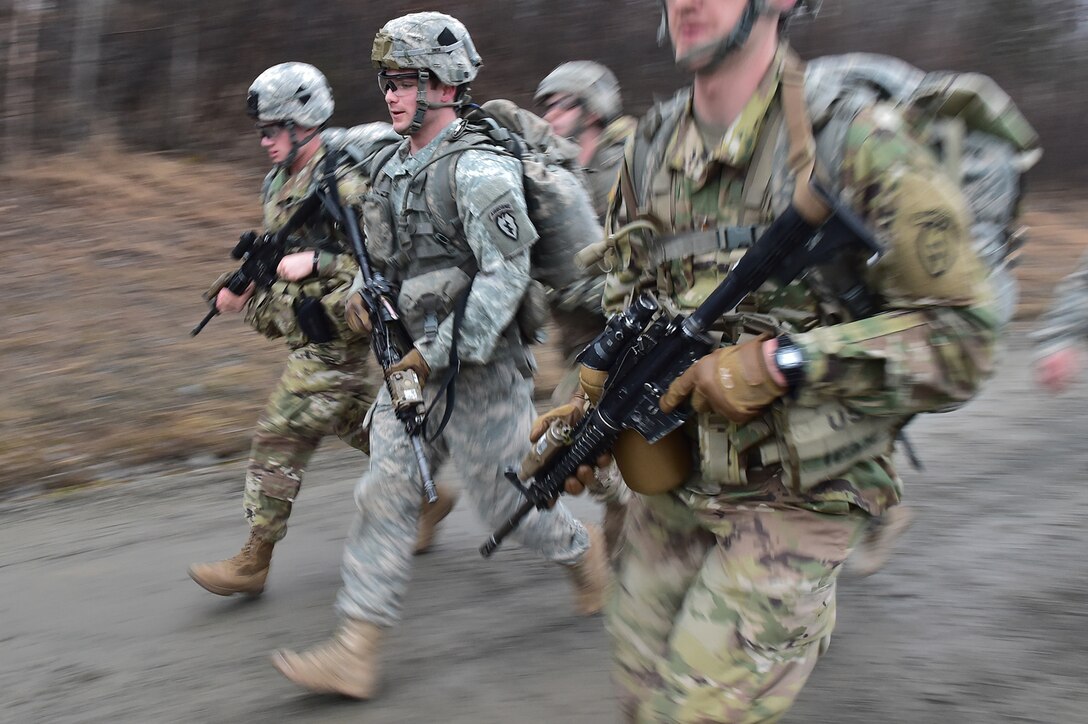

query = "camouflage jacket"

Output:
[[243, 145, 370, 350], [357, 120, 538, 373], [550, 115, 637, 319], [585, 115, 637, 219], [1031, 248, 1088, 356], [605, 45, 998, 515]]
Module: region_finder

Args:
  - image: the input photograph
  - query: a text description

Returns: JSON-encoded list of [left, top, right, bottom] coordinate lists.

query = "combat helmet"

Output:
[[248, 62, 334, 128], [372, 12, 482, 135], [247, 62, 333, 168], [658, 0, 821, 73], [534, 61, 623, 125]]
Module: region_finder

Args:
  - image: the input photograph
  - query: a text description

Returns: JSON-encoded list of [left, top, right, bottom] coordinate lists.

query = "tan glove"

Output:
[[529, 393, 587, 443], [202, 271, 233, 302], [388, 348, 430, 388], [345, 292, 372, 334], [577, 366, 608, 405], [659, 336, 785, 424]]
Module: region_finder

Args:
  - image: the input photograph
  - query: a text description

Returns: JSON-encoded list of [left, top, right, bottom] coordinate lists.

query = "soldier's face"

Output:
[[541, 94, 583, 140], [665, 0, 749, 63], [258, 123, 292, 165], [665, 0, 796, 68], [382, 71, 436, 134]]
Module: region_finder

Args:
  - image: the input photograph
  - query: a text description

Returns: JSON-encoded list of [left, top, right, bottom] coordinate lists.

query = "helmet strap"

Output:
[[283, 123, 323, 171], [669, 0, 770, 74]]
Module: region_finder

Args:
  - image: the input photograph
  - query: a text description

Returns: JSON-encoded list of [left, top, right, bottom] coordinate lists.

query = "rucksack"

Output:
[[616, 53, 1040, 329], [325, 104, 601, 294], [804, 53, 1041, 327]]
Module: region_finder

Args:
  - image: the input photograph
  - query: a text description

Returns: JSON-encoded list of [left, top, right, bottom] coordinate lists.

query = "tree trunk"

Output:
[[68, 0, 111, 141], [3, 0, 47, 164]]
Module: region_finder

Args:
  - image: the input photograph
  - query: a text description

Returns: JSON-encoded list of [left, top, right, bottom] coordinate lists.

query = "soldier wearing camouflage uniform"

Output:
[[270, 13, 610, 701], [535, 61, 638, 561], [187, 63, 455, 598], [542, 1, 999, 720], [1033, 249, 1088, 391]]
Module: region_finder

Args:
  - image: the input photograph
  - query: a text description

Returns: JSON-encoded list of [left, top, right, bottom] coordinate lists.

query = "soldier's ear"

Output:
[[437, 82, 458, 104]]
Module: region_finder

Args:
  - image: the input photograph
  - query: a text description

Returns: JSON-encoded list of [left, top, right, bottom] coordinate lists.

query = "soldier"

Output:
[[542, 0, 999, 720], [535, 61, 639, 561], [1033, 249, 1088, 391], [270, 13, 610, 700], [188, 63, 456, 598]]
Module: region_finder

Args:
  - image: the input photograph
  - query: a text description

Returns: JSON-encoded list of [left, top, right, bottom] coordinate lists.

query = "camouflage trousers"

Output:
[[243, 342, 377, 543], [609, 490, 867, 723], [335, 355, 590, 627]]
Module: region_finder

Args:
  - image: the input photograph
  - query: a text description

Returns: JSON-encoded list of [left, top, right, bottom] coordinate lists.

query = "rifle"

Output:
[[191, 194, 322, 337], [480, 183, 884, 557], [318, 156, 439, 504]]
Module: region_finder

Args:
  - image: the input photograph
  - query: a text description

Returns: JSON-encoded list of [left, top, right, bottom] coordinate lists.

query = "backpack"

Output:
[[804, 53, 1041, 327], [616, 53, 1040, 329], [326, 105, 601, 294]]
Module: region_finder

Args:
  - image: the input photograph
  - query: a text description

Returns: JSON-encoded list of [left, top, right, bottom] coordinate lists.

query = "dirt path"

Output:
[[2, 330, 1085, 723]]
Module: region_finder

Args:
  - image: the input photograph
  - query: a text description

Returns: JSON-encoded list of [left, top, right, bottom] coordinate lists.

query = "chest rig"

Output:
[[611, 51, 902, 496]]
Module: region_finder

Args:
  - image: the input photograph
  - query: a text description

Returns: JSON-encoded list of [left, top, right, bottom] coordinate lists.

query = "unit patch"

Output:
[[489, 203, 519, 240]]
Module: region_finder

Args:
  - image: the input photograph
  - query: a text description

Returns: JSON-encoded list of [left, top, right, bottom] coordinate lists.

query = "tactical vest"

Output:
[[244, 151, 364, 349], [613, 51, 906, 494], [360, 129, 493, 349]]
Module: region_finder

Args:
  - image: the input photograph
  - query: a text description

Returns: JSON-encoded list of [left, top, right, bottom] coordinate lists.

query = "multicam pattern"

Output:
[[611, 490, 866, 723], [238, 144, 383, 542], [600, 44, 999, 720], [244, 343, 377, 542]]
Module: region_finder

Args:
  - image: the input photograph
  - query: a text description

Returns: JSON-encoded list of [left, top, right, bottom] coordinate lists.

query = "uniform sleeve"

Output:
[[792, 105, 999, 416], [414, 150, 536, 369], [1030, 248, 1088, 356]]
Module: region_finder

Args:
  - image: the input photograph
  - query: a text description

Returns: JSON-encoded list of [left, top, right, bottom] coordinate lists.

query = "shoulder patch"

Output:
[[489, 202, 519, 240]]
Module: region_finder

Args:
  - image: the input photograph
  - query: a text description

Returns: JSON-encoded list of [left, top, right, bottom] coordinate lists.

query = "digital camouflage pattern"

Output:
[[601, 44, 998, 720], [371, 12, 481, 87], [335, 119, 592, 625], [1031, 248, 1088, 356], [248, 62, 334, 128], [535, 61, 624, 125], [370, 121, 537, 372], [336, 357, 589, 626], [239, 143, 384, 542]]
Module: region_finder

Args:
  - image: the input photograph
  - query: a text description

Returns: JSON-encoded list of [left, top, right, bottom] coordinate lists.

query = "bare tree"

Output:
[[68, 0, 111, 138], [3, 0, 50, 163]]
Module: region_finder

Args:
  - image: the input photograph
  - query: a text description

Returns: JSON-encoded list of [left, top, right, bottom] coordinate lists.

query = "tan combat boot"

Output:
[[414, 482, 460, 555], [848, 504, 915, 578], [565, 524, 612, 616], [271, 619, 382, 700], [188, 530, 274, 596]]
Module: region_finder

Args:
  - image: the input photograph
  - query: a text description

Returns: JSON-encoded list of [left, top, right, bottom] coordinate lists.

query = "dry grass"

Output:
[[0, 152, 1082, 494]]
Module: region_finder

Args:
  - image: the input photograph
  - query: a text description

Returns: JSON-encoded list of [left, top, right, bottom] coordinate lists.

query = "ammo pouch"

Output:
[[295, 295, 336, 345], [695, 402, 902, 494], [516, 279, 550, 344], [397, 267, 473, 343]]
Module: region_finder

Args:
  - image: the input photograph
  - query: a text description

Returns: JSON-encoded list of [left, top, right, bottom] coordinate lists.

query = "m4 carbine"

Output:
[[480, 183, 884, 557], [191, 194, 322, 337], [319, 155, 438, 504]]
